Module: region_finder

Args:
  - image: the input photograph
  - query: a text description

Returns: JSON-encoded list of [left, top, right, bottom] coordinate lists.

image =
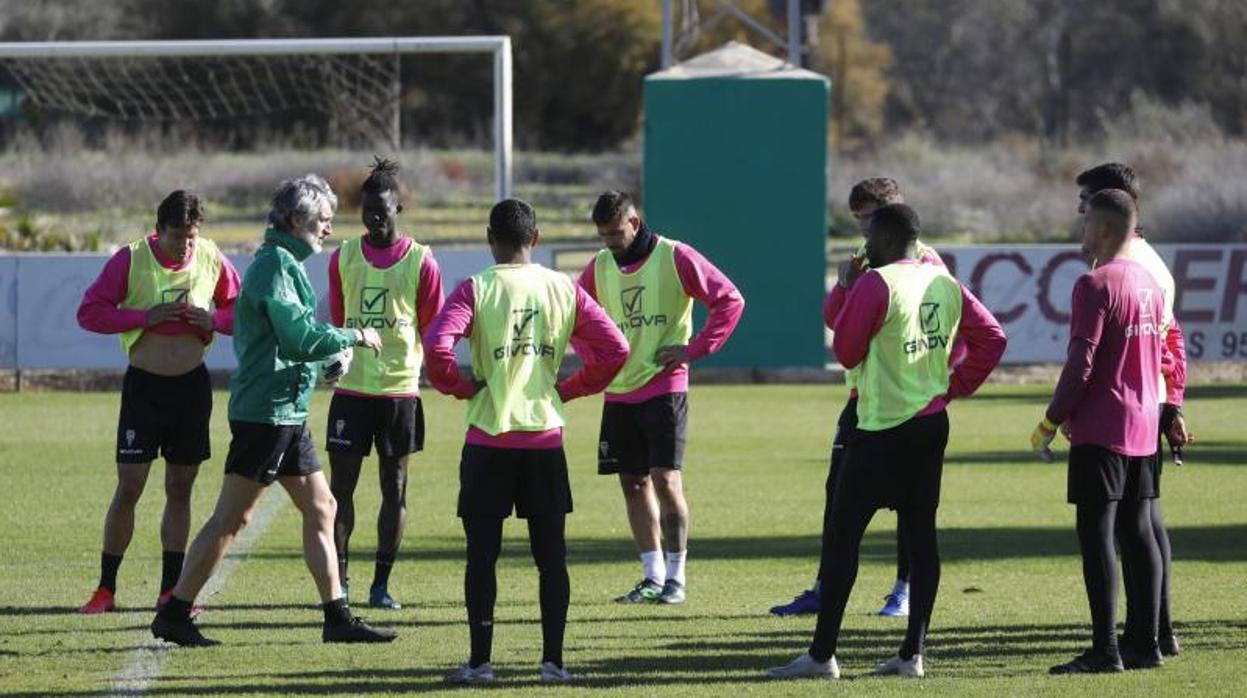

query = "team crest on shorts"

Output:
[[599, 441, 610, 458], [125, 429, 136, 447], [335, 419, 346, 437]]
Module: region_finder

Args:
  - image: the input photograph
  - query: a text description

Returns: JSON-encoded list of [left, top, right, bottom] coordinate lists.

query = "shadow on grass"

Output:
[[234, 523, 1247, 564], [12, 620, 1244, 695]]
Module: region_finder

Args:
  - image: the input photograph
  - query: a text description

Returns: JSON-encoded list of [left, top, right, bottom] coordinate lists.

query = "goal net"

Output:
[[2, 52, 400, 148], [0, 37, 513, 198]]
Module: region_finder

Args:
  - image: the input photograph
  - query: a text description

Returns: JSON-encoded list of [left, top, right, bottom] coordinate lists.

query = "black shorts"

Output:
[[325, 393, 425, 458], [116, 364, 212, 465], [597, 393, 688, 475], [224, 421, 322, 486], [835, 410, 949, 512], [458, 444, 572, 519], [826, 396, 859, 492], [1067, 444, 1158, 504]]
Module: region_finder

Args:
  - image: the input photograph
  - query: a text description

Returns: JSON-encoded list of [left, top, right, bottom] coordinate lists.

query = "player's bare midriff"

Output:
[[129, 331, 207, 376]]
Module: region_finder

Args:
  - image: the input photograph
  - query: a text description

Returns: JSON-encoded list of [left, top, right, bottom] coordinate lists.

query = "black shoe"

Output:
[[1049, 648, 1124, 675], [1159, 632, 1181, 657], [1121, 644, 1164, 670], [322, 615, 398, 643], [151, 613, 220, 647]]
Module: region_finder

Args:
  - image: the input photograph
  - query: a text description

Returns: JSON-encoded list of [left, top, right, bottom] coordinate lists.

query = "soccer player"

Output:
[[425, 199, 628, 684], [769, 204, 1006, 680], [1075, 163, 1191, 656], [150, 174, 396, 647], [578, 190, 744, 605], [325, 158, 443, 609], [1035, 189, 1166, 674], [771, 177, 945, 618], [76, 190, 239, 615]]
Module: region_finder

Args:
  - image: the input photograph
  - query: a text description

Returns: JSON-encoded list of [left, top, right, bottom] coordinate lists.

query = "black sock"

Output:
[[372, 553, 395, 589], [158, 595, 192, 621], [322, 597, 352, 625], [337, 554, 349, 587], [161, 551, 185, 592], [469, 621, 494, 668], [99, 553, 123, 593]]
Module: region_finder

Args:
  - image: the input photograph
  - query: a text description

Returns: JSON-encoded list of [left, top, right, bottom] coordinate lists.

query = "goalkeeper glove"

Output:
[[1030, 417, 1058, 462], [322, 348, 353, 384]]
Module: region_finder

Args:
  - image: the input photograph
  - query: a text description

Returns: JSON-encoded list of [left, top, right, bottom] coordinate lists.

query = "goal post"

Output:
[[0, 36, 513, 200]]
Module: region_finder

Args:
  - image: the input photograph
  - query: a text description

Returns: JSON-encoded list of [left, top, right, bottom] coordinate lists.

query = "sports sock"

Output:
[[161, 551, 185, 592], [157, 595, 192, 621], [337, 553, 349, 587], [891, 579, 910, 597], [321, 597, 352, 625], [665, 550, 687, 585], [641, 550, 665, 583], [99, 553, 123, 593], [372, 552, 395, 590]]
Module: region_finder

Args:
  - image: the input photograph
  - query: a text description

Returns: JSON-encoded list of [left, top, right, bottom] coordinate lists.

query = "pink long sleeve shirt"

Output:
[[77, 232, 240, 342], [423, 275, 629, 449], [831, 259, 1007, 416], [1045, 258, 1165, 456], [577, 238, 745, 403], [328, 235, 445, 398], [825, 247, 969, 394]]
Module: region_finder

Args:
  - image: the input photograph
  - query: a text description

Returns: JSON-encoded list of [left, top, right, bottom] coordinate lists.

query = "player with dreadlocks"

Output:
[[324, 157, 444, 609]]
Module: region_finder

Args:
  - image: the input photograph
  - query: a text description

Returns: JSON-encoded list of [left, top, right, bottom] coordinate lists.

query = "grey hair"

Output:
[[267, 173, 338, 232]]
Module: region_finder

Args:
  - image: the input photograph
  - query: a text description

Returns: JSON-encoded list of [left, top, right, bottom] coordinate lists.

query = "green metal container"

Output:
[[644, 42, 829, 368]]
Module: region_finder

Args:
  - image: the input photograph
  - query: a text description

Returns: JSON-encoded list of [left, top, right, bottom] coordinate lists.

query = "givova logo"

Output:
[[905, 301, 951, 355], [347, 286, 413, 330], [494, 307, 554, 360], [162, 288, 190, 304], [617, 286, 667, 331]]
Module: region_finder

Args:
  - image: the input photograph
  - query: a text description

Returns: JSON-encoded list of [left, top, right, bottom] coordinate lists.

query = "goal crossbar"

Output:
[[0, 36, 513, 199]]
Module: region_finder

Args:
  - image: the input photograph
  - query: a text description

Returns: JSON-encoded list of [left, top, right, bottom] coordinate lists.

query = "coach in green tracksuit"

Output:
[[151, 174, 396, 648]]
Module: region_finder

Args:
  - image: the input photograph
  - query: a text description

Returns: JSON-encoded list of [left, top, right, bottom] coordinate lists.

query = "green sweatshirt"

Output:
[[228, 229, 357, 425]]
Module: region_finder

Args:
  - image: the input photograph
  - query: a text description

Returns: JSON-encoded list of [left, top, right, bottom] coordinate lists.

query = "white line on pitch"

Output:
[[107, 489, 287, 696]]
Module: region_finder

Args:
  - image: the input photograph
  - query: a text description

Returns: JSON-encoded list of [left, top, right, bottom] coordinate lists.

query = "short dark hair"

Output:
[[156, 190, 204, 231], [592, 190, 635, 226], [1075, 163, 1140, 201], [361, 156, 401, 197], [489, 198, 537, 248], [866, 203, 921, 243], [1086, 188, 1137, 236], [848, 177, 903, 211]]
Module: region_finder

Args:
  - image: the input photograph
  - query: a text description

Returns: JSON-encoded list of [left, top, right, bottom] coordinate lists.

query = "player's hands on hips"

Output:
[[146, 302, 184, 326], [354, 328, 383, 355], [655, 345, 691, 372], [1030, 417, 1058, 462], [837, 256, 867, 289], [184, 306, 213, 332]]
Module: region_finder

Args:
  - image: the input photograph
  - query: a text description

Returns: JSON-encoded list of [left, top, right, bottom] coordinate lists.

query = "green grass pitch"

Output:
[[0, 383, 1244, 696]]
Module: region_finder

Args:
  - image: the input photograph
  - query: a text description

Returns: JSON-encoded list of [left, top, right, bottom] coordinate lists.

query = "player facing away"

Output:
[[424, 199, 628, 684], [151, 174, 396, 647], [1075, 163, 1191, 657], [769, 204, 1006, 680], [578, 190, 744, 605], [1036, 190, 1166, 674], [771, 177, 945, 618], [76, 190, 240, 615], [325, 158, 444, 609]]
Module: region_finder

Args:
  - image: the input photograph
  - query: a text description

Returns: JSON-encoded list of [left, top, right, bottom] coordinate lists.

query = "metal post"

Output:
[[661, 0, 674, 69], [787, 0, 801, 66], [389, 51, 401, 151], [493, 38, 513, 201]]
